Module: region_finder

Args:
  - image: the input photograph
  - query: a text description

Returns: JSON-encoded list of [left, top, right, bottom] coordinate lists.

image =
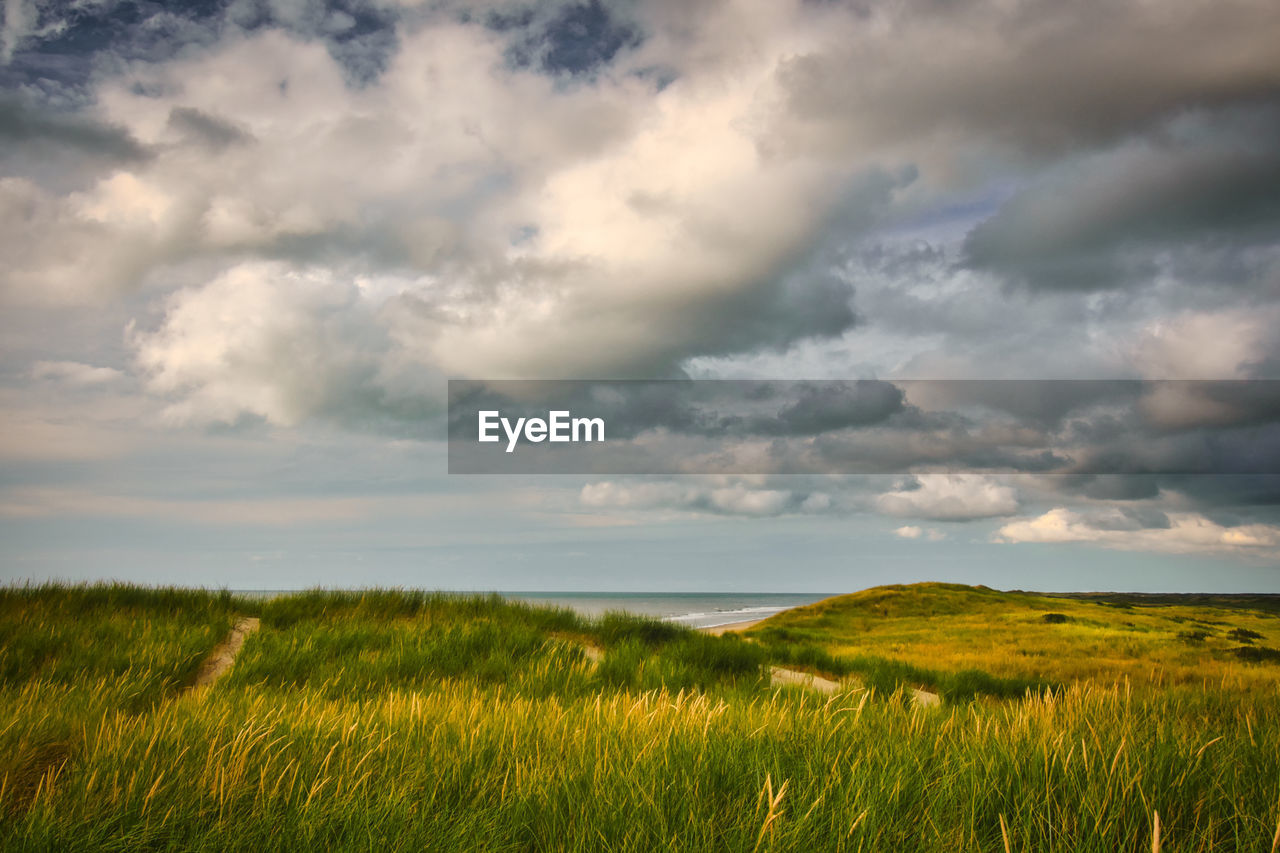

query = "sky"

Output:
[[1, 0, 1278, 592]]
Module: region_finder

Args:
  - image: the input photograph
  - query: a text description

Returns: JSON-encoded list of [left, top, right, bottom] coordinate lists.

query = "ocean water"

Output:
[[232, 590, 833, 629], [500, 592, 834, 629]]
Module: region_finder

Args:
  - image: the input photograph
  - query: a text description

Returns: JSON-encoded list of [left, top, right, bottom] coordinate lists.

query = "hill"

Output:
[[748, 582, 1280, 690]]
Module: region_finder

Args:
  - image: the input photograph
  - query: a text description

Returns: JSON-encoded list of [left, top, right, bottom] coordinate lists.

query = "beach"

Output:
[[699, 618, 766, 635]]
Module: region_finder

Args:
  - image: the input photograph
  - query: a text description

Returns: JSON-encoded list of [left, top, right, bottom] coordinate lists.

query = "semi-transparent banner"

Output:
[[447, 380, 1280, 475]]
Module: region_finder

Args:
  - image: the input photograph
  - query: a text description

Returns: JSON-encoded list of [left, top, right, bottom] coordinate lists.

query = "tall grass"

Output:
[[1, 584, 1277, 851], [0, 584, 248, 816], [6, 681, 1278, 851], [759, 638, 1054, 701]]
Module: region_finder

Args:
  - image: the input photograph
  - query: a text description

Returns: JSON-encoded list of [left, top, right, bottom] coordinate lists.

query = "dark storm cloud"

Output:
[[1045, 474, 1162, 503], [448, 380, 1280, 477], [0, 95, 148, 161], [769, 381, 904, 435], [902, 380, 1140, 430], [1163, 475, 1280, 510], [1069, 425, 1280, 477], [448, 379, 909, 445], [1041, 475, 1280, 534], [166, 106, 252, 148], [963, 105, 1280, 291]]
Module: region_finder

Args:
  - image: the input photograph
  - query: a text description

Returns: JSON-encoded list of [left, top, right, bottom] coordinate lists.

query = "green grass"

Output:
[[1, 583, 1278, 851]]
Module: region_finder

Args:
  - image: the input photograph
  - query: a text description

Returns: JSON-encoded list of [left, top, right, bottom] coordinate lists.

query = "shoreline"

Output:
[[699, 618, 766, 635]]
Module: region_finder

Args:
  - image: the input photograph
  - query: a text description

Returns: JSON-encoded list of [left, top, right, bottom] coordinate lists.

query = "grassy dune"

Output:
[[2, 583, 1278, 851], [751, 583, 1280, 692]]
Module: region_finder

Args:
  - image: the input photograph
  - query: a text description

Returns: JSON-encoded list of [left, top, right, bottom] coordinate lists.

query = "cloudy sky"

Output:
[[2, 0, 1279, 591]]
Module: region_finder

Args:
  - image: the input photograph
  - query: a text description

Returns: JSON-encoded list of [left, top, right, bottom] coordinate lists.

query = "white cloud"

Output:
[[130, 262, 396, 426], [2, 0, 34, 63], [876, 474, 1019, 521], [894, 524, 947, 541], [6, 0, 1277, 418], [1132, 308, 1278, 380], [31, 360, 123, 386], [580, 480, 702, 511], [21, 16, 868, 379], [995, 507, 1280, 556], [707, 486, 792, 516]]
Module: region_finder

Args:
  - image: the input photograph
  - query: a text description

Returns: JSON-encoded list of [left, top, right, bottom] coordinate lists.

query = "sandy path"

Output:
[[695, 621, 940, 703], [190, 617, 260, 690], [580, 626, 940, 704], [769, 666, 844, 693]]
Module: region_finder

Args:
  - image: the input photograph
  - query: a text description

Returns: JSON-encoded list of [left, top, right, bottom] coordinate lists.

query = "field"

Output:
[[1, 583, 1278, 851]]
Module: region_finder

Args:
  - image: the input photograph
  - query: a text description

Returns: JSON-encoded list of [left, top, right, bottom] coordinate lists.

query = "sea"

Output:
[[501, 592, 833, 629], [234, 590, 833, 629]]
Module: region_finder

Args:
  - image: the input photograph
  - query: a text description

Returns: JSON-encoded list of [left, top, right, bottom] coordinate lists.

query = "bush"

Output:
[[1041, 613, 1070, 624], [762, 642, 853, 678], [597, 638, 645, 689], [941, 669, 1055, 703], [596, 612, 687, 647], [1233, 646, 1280, 663], [664, 634, 765, 681]]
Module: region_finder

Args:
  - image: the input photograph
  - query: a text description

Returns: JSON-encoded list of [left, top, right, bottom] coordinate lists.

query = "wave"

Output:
[[662, 605, 790, 627]]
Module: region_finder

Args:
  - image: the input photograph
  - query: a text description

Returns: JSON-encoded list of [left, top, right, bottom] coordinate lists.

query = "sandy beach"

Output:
[[699, 618, 766, 635]]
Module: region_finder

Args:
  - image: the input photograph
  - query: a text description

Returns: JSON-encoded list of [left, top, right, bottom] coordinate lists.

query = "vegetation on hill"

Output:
[[750, 582, 1280, 691]]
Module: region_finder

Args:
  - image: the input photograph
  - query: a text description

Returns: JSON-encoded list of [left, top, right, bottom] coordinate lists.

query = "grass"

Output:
[[750, 582, 1280, 691], [1, 582, 1278, 851]]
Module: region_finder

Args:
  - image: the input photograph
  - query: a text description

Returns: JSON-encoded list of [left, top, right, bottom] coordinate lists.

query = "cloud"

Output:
[[31, 360, 124, 386], [876, 474, 1019, 521], [768, 0, 1280, 161], [0, 95, 148, 161], [503, 0, 642, 76], [0, 484, 478, 526], [0, 15, 888, 379], [767, 380, 904, 435], [894, 525, 947, 541], [3, 0, 1280, 578], [165, 106, 253, 150], [1131, 308, 1280, 381], [6, 0, 1279, 399], [995, 507, 1280, 557], [129, 261, 443, 428], [449, 379, 1280, 480], [963, 107, 1280, 291], [0, 0, 397, 90], [579, 477, 830, 518]]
